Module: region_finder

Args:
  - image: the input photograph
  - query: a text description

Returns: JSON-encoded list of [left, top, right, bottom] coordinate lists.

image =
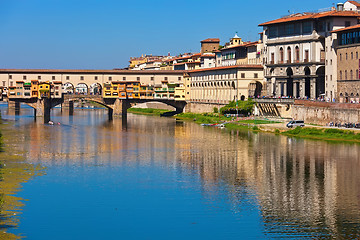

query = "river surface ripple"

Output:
[[1, 105, 360, 239]]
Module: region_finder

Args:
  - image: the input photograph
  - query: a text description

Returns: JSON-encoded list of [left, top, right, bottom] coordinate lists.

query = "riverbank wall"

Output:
[[184, 102, 227, 113], [292, 100, 360, 125]]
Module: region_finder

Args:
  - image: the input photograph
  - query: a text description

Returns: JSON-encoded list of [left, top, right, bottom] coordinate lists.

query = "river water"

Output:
[[1, 104, 360, 239]]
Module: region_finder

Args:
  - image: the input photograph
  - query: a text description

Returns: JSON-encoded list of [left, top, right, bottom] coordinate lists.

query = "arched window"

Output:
[[351, 52, 353, 59], [345, 70, 348, 80], [279, 47, 284, 63], [350, 70, 353, 80], [295, 46, 300, 62], [357, 69, 359, 79], [287, 47, 291, 63], [346, 53, 348, 60], [340, 53, 342, 61], [340, 71, 342, 80]]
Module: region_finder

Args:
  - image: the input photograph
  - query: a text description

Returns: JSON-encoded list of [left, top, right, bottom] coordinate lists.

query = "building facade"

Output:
[[189, 65, 264, 104], [260, 9, 360, 100], [333, 24, 360, 102]]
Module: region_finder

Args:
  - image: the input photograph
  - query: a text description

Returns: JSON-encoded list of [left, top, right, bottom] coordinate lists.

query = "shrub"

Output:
[[274, 129, 280, 134], [252, 126, 259, 131], [213, 107, 218, 113]]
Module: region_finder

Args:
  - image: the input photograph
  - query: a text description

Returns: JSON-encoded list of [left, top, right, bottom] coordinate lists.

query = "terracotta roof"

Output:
[[331, 23, 360, 33], [189, 65, 263, 73], [201, 38, 220, 43], [201, 53, 215, 58], [191, 53, 201, 57], [0, 69, 187, 75], [259, 10, 360, 26], [348, 1, 360, 7], [222, 41, 259, 50]]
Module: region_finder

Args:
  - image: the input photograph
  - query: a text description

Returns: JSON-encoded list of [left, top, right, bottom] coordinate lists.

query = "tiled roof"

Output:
[[201, 38, 220, 43], [189, 65, 263, 73], [331, 23, 360, 33], [221, 41, 259, 50], [348, 1, 360, 7], [259, 10, 360, 26]]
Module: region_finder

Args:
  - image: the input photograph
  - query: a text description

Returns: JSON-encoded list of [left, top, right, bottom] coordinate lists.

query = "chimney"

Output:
[[337, 3, 344, 11]]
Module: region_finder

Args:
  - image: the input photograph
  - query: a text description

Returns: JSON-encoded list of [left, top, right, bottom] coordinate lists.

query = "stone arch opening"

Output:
[[63, 82, 75, 94], [90, 83, 102, 95], [304, 66, 311, 98], [316, 66, 325, 99], [286, 67, 293, 97], [76, 83, 88, 94], [248, 81, 263, 98]]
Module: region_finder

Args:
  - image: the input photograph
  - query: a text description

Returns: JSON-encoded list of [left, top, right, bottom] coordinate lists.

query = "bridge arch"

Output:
[[63, 82, 75, 94], [75, 83, 88, 94], [90, 83, 102, 95]]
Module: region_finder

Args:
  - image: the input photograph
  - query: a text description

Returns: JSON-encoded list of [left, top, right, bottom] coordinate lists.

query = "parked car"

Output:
[[286, 120, 305, 128]]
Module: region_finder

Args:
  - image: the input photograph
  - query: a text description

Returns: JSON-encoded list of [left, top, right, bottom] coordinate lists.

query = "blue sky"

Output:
[[0, 0, 338, 69]]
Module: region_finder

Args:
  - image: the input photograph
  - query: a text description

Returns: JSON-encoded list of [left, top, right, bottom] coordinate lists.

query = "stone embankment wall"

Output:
[[184, 102, 226, 113], [292, 100, 360, 125]]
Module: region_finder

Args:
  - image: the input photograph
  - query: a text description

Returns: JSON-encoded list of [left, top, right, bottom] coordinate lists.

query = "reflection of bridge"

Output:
[[8, 94, 187, 122]]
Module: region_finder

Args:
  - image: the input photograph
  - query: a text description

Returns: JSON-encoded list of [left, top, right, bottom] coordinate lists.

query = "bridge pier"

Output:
[[33, 98, 52, 123]]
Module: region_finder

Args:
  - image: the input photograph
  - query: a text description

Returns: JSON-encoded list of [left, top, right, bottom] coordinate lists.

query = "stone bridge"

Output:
[[7, 94, 187, 122]]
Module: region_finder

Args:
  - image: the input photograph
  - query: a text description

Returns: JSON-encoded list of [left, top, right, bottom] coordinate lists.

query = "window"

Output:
[[345, 70, 348, 80], [254, 73, 258, 78], [287, 47, 291, 63], [304, 50, 309, 62], [345, 21, 351, 27], [123, 77, 126, 80], [330, 59, 332, 65], [241, 73, 245, 78], [80, 76, 84, 80], [52, 76, 55, 80], [95, 76, 98, 80], [357, 52, 359, 59], [164, 77, 168, 81], [302, 22, 312, 34], [357, 70, 359, 79], [23, 76, 27, 80], [279, 47, 284, 63], [2, 81, 5, 86], [340, 53, 342, 61], [351, 52, 353, 59], [38, 76, 41, 80], [137, 77, 140, 81], [295, 46, 300, 62], [66, 76, 70, 80], [351, 70, 353, 80], [346, 53, 348, 60], [178, 77, 181, 80], [151, 77, 154, 81], [271, 53, 275, 64], [109, 77, 112, 80], [9, 75, 12, 80], [10, 81, 13, 87]]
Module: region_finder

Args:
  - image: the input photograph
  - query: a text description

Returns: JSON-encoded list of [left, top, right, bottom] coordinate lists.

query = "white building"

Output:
[[260, 8, 360, 100]]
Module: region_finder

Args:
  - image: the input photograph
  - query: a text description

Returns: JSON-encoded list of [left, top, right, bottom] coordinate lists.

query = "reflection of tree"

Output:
[[0, 124, 45, 239]]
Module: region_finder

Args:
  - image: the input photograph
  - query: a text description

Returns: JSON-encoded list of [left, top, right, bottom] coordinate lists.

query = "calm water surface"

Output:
[[1, 104, 360, 239]]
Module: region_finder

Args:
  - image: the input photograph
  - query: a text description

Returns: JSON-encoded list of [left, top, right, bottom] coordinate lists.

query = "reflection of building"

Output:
[[260, 8, 360, 100]]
